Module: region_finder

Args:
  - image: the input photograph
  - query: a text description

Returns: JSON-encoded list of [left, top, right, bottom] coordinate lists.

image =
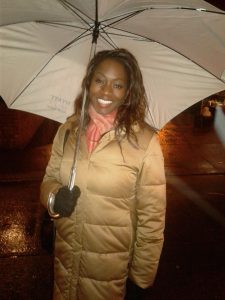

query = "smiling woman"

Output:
[[40, 48, 166, 300]]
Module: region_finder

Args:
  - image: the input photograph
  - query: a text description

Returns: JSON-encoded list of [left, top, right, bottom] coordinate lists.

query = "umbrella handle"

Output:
[[68, 166, 76, 191]]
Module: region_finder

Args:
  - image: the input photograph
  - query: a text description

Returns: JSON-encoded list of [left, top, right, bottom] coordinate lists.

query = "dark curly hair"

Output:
[[74, 48, 149, 143]]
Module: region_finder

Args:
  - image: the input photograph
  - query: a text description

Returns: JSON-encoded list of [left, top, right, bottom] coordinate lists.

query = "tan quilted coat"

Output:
[[40, 117, 166, 300]]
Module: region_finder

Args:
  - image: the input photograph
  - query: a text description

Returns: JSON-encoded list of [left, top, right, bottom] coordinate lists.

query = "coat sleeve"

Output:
[[40, 124, 67, 209], [129, 134, 166, 288]]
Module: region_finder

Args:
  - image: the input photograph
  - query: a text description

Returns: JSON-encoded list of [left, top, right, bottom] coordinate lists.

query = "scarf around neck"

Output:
[[86, 104, 117, 153]]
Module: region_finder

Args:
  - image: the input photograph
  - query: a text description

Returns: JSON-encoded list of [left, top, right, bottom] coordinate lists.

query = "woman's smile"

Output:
[[97, 98, 113, 106]]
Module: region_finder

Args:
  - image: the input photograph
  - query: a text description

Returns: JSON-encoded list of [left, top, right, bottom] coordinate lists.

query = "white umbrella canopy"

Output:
[[0, 0, 225, 130]]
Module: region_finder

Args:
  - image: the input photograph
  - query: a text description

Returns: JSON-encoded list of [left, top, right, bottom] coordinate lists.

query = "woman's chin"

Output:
[[95, 105, 114, 115]]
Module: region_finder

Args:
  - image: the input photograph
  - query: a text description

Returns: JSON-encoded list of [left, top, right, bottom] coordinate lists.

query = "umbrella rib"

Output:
[[37, 21, 99, 46], [58, 0, 94, 26], [100, 25, 153, 42], [99, 32, 118, 49], [103, 10, 145, 28], [175, 6, 225, 15], [100, 25, 225, 83], [58, 31, 93, 52], [101, 6, 225, 30], [37, 20, 91, 32], [10, 31, 93, 105], [37, 21, 96, 52], [99, 24, 147, 48]]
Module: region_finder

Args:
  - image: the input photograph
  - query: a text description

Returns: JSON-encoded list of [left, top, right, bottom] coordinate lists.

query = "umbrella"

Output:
[[0, 0, 225, 131]]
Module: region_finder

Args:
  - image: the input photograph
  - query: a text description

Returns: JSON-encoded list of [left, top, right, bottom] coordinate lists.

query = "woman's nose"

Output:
[[102, 82, 112, 96]]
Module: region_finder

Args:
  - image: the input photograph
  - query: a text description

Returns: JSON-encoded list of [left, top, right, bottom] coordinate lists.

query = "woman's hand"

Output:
[[125, 278, 148, 300], [54, 186, 81, 217]]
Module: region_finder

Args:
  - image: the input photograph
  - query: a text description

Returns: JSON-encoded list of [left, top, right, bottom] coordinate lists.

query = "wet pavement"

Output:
[[0, 111, 225, 299]]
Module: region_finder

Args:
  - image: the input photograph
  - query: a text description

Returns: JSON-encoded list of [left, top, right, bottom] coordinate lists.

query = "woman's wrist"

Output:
[[125, 278, 148, 300], [47, 192, 60, 219]]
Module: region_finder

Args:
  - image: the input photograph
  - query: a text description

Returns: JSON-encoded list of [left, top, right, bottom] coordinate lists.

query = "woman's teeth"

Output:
[[97, 98, 112, 105]]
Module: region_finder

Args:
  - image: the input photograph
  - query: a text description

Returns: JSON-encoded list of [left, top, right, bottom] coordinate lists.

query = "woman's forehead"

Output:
[[94, 58, 128, 79]]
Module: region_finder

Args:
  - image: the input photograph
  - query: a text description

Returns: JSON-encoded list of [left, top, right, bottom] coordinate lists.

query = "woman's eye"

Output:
[[114, 83, 123, 89], [95, 78, 104, 84]]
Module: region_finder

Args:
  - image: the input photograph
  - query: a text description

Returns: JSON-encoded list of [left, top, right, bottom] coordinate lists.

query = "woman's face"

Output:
[[89, 58, 129, 115]]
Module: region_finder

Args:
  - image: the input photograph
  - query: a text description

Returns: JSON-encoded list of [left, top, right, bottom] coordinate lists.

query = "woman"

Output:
[[40, 48, 166, 300]]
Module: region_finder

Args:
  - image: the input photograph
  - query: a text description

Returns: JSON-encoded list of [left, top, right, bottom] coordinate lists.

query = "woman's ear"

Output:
[[124, 89, 131, 106], [126, 89, 130, 99]]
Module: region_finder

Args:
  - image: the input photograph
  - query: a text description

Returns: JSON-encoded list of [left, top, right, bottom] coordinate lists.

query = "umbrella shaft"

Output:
[[68, 41, 97, 190], [68, 167, 76, 191], [68, 89, 87, 190]]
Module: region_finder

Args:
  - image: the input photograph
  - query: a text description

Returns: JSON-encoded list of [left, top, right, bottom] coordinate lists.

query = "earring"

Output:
[[123, 96, 131, 106]]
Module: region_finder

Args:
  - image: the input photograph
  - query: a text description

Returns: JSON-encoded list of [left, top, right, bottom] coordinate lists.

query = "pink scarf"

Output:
[[86, 104, 117, 153]]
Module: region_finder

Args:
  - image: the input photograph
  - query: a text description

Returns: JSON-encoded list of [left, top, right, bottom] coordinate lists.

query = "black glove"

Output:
[[53, 185, 81, 217], [125, 278, 148, 300]]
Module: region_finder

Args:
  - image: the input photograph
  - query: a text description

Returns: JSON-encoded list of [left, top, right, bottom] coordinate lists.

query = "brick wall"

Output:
[[0, 98, 59, 150]]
